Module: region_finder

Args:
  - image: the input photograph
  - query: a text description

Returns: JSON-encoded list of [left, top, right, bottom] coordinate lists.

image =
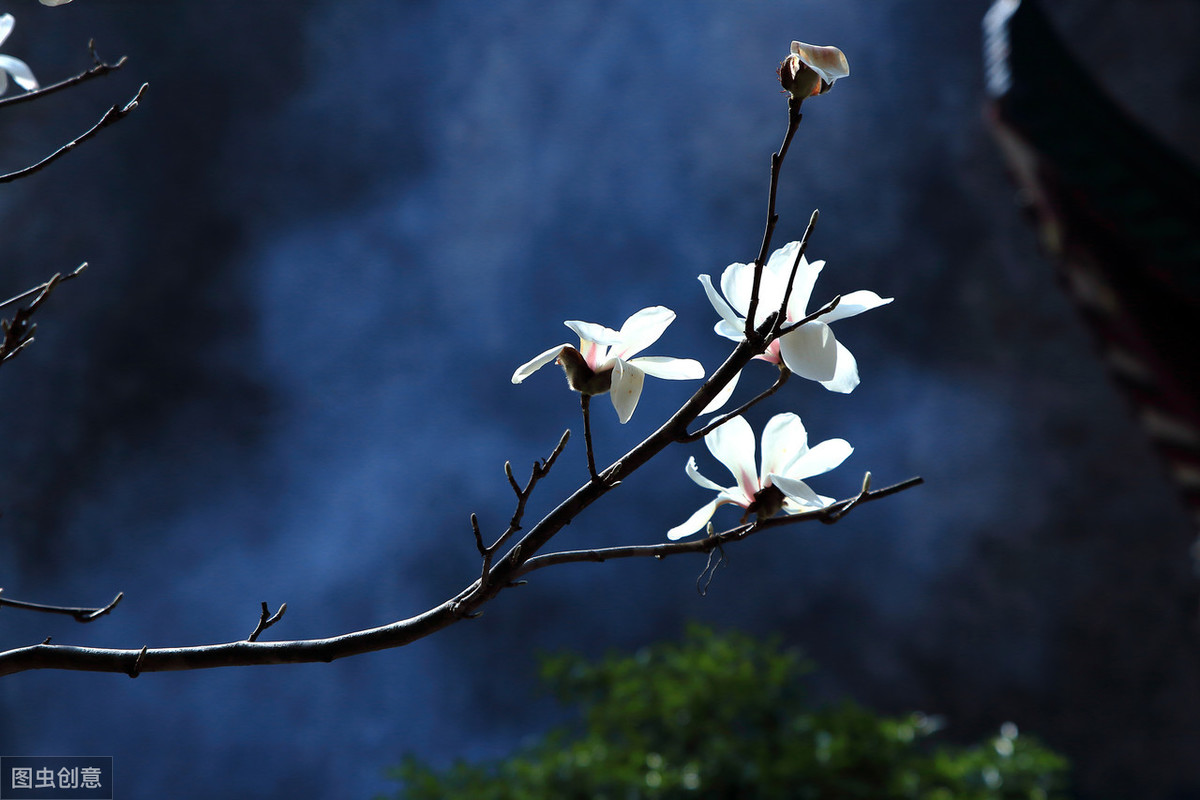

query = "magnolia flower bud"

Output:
[[779, 41, 850, 100], [556, 346, 614, 396]]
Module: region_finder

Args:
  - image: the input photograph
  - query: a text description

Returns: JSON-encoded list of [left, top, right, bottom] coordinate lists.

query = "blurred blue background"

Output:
[[1, 1, 1198, 797]]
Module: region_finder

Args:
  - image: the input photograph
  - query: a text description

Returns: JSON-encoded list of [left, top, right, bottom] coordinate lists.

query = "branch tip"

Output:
[[248, 602, 287, 642]]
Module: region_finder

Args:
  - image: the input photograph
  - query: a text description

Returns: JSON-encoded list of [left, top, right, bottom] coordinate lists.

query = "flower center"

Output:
[[748, 484, 786, 520], [557, 347, 614, 396]]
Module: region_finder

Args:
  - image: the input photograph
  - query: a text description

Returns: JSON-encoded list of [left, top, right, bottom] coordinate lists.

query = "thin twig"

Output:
[[513, 476, 924, 577], [0, 83, 148, 184], [683, 368, 791, 442], [771, 208, 820, 339], [821, 471, 873, 524], [468, 430, 571, 595], [0, 40, 126, 110], [777, 294, 841, 338], [504, 461, 520, 496], [745, 97, 804, 339], [0, 589, 123, 623], [0, 262, 87, 312], [580, 394, 599, 482], [472, 513, 494, 584], [0, 264, 88, 367], [247, 602, 288, 642]]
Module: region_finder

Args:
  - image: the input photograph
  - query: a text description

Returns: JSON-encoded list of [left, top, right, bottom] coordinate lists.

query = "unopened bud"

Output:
[[779, 41, 850, 100]]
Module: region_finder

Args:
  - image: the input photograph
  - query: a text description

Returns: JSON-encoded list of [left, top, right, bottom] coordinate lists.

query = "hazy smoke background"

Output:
[[1, 1, 1198, 797]]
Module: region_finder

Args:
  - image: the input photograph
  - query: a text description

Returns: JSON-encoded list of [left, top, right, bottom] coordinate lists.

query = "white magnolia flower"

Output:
[[667, 413, 851, 540], [780, 41, 850, 100], [699, 241, 891, 409], [512, 305, 704, 424], [40, 1, 75, 6], [0, 14, 38, 96]]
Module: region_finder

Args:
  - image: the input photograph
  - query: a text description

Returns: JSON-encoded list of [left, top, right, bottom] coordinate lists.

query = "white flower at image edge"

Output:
[[0, 14, 38, 96], [699, 241, 891, 410], [511, 306, 704, 424], [667, 413, 852, 540]]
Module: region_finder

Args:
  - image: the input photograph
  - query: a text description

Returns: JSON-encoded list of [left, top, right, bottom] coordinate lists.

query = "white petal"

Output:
[[820, 290, 893, 324], [705, 415, 758, 500], [778, 321, 838, 382], [781, 497, 831, 515], [818, 340, 860, 394], [564, 319, 622, 346], [40, 0, 76, 5], [667, 497, 725, 540], [761, 242, 802, 318], [610, 306, 675, 360], [719, 261, 754, 320], [784, 257, 824, 322], [0, 15, 14, 46], [791, 41, 851, 85], [760, 413, 808, 479], [713, 318, 743, 343], [609, 359, 645, 423], [511, 344, 568, 384], [787, 438, 853, 480], [685, 455, 727, 492], [699, 274, 744, 333], [699, 368, 741, 415], [769, 474, 827, 508], [0, 55, 36, 92], [628, 356, 704, 380]]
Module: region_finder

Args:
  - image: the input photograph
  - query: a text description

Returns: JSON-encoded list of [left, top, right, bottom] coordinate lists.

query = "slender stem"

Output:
[[745, 97, 803, 339], [247, 602, 287, 643], [771, 209, 820, 338], [514, 477, 924, 577], [0, 590, 123, 623], [683, 367, 791, 442], [0, 263, 87, 312], [580, 394, 599, 482], [0, 83, 148, 184], [777, 294, 841, 338], [0, 41, 126, 110], [1, 267, 89, 366]]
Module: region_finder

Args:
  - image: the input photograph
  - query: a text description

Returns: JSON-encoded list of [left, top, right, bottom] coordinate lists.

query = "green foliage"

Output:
[[385, 625, 1069, 800]]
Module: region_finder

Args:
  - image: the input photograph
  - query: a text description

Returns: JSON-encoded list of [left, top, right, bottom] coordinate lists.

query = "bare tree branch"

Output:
[[0, 82, 147, 184], [0, 263, 87, 367], [0, 40, 127, 111], [513, 476, 924, 576], [0, 588, 123, 623], [745, 95, 804, 339], [247, 602, 288, 643], [771, 208, 821, 339], [0, 57, 922, 679], [683, 367, 791, 443], [0, 478, 921, 678], [469, 430, 570, 594]]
